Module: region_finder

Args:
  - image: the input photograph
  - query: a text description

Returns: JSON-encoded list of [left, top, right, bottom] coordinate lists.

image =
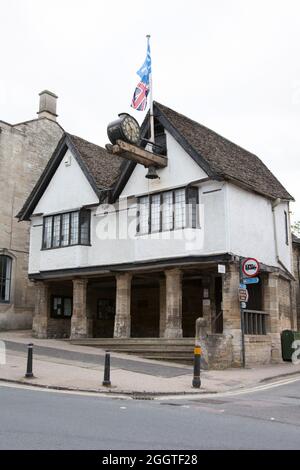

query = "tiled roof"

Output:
[[154, 102, 293, 201], [67, 134, 124, 191]]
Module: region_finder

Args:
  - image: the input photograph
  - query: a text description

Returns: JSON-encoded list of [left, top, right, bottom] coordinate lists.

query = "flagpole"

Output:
[[147, 34, 155, 144]]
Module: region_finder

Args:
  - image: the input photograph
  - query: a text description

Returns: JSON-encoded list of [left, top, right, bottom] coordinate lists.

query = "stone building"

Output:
[[0, 91, 63, 330], [292, 234, 300, 329], [18, 102, 296, 368]]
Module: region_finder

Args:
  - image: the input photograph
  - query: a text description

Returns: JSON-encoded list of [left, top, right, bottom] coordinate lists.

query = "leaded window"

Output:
[[51, 296, 73, 318], [137, 187, 199, 234], [42, 210, 90, 249], [138, 196, 150, 235], [0, 256, 12, 303]]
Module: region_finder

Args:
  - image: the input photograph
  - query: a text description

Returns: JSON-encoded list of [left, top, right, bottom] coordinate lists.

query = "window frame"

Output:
[[284, 210, 289, 246], [42, 209, 91, 250], [51, 295, 73, 319], [0, 255, 12, 304], [136, 186, 199, 235]]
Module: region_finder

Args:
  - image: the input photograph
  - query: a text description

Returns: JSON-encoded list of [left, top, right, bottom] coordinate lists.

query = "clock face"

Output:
[[121, 116, 140, 144]]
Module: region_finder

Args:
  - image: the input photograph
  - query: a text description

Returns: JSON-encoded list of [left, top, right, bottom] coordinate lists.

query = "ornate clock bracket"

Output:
[[106, 140, 168, 169]]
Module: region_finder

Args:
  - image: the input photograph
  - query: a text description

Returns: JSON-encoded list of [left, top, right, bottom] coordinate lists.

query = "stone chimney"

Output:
[[37, 90, 58, 121]]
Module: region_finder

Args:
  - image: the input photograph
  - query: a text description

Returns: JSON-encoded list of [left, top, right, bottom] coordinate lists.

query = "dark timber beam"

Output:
[[107, 140, 168, 168]]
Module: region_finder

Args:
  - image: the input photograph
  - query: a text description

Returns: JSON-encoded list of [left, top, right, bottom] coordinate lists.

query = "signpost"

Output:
[[239, 257, 260, 368]]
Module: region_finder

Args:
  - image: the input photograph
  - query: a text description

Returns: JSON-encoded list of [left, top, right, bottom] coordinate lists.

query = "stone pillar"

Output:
[[70, 279, 88, 339], [264, 272, 282, 363], [114, 273, 132, 338], [32, 281, 49, 338], [164, 268, 183, 339], [159, 278, 167, 338], [222, 262, 242, 366]]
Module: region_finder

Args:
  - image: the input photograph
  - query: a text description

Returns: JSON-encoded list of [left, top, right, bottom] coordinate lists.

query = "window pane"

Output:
[[187, 187, 198, 228], [43, 216, 53, 249], [139, 196, 149, 234], [61, 213, 70, 246], [63, 298, 72, 317], [0, 256, 12, 302], [174, 189, 186, 229], [80, 210, 90, 245], [70, 212, 79, 245], [150, 194, 160, 232], [52, 215, 61, 248], [162, 192, 173, 231], [53, 297, 62, 316]]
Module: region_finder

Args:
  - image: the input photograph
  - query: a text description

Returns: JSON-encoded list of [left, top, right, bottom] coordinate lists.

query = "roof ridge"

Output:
[[67, 133, 106, 151]]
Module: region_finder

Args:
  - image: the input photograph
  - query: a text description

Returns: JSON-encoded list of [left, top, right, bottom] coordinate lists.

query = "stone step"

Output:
[[108, 348, 194, 355], [71, 338, 195, 346], [86, 345, 194, 352], [70, 338, 196, 365]]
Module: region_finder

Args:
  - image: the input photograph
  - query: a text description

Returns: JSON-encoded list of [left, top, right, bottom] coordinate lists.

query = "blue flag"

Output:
[[136, 37, 152, 86]]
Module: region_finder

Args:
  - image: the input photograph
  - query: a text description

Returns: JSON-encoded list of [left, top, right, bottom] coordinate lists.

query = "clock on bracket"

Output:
[[107, 113, 140, 145]]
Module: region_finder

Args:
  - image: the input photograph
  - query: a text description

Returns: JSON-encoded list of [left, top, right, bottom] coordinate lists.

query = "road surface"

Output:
[[0, 377, 300, 449]]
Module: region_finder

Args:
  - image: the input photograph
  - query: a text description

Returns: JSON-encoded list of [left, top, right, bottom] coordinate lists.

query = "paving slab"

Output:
[[1, 330, 300, 396]]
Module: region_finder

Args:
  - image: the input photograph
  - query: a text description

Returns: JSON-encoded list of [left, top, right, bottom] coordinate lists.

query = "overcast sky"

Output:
[[1, 0, 300, 220]]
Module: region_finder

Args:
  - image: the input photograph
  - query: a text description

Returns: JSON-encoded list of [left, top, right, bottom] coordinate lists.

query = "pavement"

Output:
[[1, 330, 300, 397]]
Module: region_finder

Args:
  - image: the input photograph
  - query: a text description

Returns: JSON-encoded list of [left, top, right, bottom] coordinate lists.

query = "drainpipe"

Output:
[[272, 198, 291, 275]]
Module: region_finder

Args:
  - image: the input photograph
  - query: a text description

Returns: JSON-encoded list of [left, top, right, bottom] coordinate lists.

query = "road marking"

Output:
[[156, 375, 300, 401]]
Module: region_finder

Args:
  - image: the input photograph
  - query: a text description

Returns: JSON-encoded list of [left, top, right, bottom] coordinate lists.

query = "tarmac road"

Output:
[[0, 377, 300, 450]]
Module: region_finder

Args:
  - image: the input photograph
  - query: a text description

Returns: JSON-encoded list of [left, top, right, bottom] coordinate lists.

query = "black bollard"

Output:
[[25, 343, 34, 378], [102, 352, 111, 387], [192, 345, 201, 388]]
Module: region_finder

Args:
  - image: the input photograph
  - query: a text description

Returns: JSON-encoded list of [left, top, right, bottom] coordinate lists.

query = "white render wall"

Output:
[[120, 131, 208, 198], [29, 182, 229, 274], [28, 138, 293, 275], [226, 183, 292, 271], [34, 149, 99, 215]]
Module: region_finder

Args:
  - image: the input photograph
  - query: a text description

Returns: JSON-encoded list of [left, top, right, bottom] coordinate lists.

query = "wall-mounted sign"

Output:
[[238, 287, 249, 303], [218, 264, 226, 274], [243, 276, 259, 285], [242, 258, 260, 278], [203, 288, 209, 299]]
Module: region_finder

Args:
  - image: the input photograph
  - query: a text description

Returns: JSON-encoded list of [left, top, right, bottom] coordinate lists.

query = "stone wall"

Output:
[[204, 334, 233, 369], [0, 117, 63, 330], [47, 318, 71, 338], [278, 276, 293, 330], [244, 335, 272, 366]]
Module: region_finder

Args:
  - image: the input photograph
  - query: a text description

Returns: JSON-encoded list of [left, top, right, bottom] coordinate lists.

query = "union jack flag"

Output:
[[131, 37, 151, 111], [131, 81, 149, 111]]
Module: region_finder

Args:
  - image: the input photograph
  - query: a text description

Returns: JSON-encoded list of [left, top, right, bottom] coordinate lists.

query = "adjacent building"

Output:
[[292, 234, 300, 330], [18, 101, 296, 367], [0, 91, 63, 329]]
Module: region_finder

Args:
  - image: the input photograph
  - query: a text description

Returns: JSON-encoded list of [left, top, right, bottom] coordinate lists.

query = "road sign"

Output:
[[242, 258, 260, 278], [218, 264, 226, 274], [241, 302, 247, 309], [238, 287, 249, 303], [239, 283, 246, 289], [243, 277, 259, 285]]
